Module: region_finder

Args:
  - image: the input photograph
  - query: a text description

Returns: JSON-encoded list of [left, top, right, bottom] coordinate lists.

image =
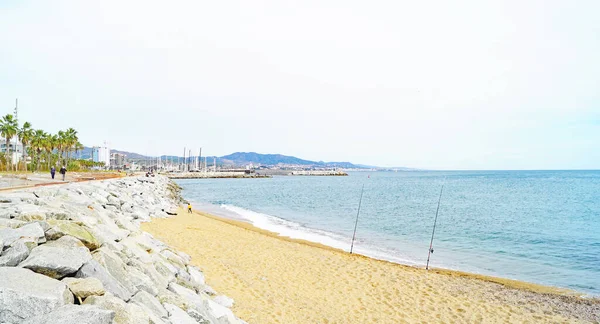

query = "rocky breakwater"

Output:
[[0, 176, 246, 324]]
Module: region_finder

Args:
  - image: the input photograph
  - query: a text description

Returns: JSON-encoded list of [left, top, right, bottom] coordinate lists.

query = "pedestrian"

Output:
[[50, 166, 56, 180], [60, 165, 67, 181], [187, 203, 192, 214]]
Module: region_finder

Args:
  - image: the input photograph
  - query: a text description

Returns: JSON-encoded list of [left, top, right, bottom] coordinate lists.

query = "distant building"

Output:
[[0, 139, 25, 164], [110, 152, 126, 168], [92, 142, 110, 167]]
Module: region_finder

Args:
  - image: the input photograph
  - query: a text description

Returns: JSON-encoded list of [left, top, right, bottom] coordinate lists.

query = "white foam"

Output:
[[219, 204, 423, 267]]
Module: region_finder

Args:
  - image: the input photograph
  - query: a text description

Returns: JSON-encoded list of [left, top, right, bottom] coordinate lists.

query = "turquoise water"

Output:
[[176, 171, 600, 295]]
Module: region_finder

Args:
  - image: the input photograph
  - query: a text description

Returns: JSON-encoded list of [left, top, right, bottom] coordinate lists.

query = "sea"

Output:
[[175, 171, 600, 296]]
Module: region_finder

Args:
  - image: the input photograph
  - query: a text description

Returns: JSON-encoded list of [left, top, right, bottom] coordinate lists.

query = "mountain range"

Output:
[[77, 147, 413, 169]]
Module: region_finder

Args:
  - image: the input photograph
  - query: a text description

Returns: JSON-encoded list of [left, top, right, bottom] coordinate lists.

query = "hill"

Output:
[[78, 147, 373, 168], [220, 152, 365, 168]]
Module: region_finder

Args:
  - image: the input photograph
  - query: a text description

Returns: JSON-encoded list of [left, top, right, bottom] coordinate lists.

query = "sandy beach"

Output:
[[142, 210, 599, 324]]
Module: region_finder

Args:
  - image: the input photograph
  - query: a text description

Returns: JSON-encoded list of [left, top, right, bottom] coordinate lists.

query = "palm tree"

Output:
[[64, 128, 78, 164], [30, 130, 46, 171], [18, 122, 33, 171], [0, 114, 18, 171], [74, 142, 84, 160], [57, 130, 66, 165], [47, 134, 58, 169]]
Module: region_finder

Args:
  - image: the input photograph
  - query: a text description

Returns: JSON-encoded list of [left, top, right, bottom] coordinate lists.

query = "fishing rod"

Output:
[[350, 183, 365, 254], [426, 178, 446, 270]]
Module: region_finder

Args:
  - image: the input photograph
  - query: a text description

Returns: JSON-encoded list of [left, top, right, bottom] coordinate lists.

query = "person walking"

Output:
[[50, 166, 56, 180], [187, 203, 192, 214], [60, 166, 67, 181]]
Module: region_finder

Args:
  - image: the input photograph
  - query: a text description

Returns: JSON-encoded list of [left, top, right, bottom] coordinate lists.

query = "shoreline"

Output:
[[142, 207, 600, 323], [195, 209, 578, 297], [187, 202, 597, 298]]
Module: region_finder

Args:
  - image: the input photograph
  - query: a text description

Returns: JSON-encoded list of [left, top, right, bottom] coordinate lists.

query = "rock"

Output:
[[0, 238, 36, 266], [115, 218, 139, 233], [21, 304, 114, 324], [131, 290, 168, 318], [0, 218, 26, 229], [83, 294, 149, 324], [0, 222, 45, 247], [62, 277, 105, 299], [19, 235, 92, 279], [187, 309, 212, 324], [91, 224, 130, 243], [106, 195, 122, 209], [167, 282, 209, 312], [136, 232, 168, 253], [75, 259, 134, 301], [14, 212, 46, 222], [0, 267, 74, 323], [202, 284, 218, 296], [214, 295, 234, 308], [137, 304, 169, 324], [177, 251, 192, 264], [188, 266, 206, 286], [128, 258, 169, 291], [161, 250, 187, 268], [92, 247, 138, 296], [120, 236, 153, 263], [153, 258, 177, 284], [176, 268, 198, 290], [45, 220, 101, 251], [157, 288, 191, 310], [205, 298, 241, 324], [128, 265, 159, 296], [163, 303, 198, 324]]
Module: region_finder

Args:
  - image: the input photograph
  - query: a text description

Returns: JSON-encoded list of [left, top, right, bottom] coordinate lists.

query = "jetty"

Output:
[[164, 171, 271, 179], [0, 176, 245, 323], [260, 170, 348, 176]]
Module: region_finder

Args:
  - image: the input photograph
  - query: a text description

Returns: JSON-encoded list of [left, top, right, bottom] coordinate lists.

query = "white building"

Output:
[[0, 139, 25, 164], [92, 142, 110, 167]]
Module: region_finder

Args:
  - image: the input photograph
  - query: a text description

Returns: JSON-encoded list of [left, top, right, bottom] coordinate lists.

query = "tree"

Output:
[[18, 121, 33, 171], [0, 114, 18, 171], [74, 142, 84, 159], [64, 128, 78, 164], [30, 129, 47, 171]]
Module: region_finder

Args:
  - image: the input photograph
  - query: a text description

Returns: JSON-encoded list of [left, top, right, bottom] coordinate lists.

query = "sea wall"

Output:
[[166, 172, 270, 179], [0, 176, 246, 324]]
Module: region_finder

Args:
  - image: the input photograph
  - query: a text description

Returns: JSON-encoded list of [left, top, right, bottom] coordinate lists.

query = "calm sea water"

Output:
[[176, 171, 600, 295]]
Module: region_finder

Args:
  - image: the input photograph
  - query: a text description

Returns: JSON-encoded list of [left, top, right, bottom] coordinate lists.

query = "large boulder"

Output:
[[92, 247, 138, 296], [0, 237, 37, 266], [214, 295, 234, 308], [0, 218, 26, 229], [75, 259, 133, 301], [188, 308, 212, 324], [128, 265, 159, 296], [161, 250, 187, 268], [83, 294, 149, 324], [62, 277, 106, 300], [130, 290, 168, 318], [0, 222, 45, 247], [163, 303, 198, 324], [120, 236, 154, 263], [45, 220, 100, 251], [0, 267, 74, 323], [188, 266, 206, 286], [157, 288, 191, 310], [128, 258, 170, 291], [19, 236, 92, 279], [21, 304, 114, 324]]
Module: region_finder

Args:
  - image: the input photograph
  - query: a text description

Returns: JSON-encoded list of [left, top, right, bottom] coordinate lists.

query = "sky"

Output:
[[1, 0, 599, 170]]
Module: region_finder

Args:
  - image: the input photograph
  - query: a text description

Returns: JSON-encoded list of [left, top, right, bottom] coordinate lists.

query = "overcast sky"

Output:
[[1, 1, 598, 169]]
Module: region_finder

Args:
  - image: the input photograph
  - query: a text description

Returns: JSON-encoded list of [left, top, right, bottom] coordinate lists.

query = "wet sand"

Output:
[[142, 210, 599, 323]]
